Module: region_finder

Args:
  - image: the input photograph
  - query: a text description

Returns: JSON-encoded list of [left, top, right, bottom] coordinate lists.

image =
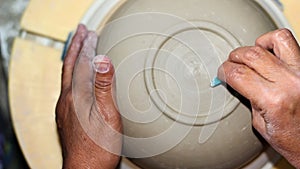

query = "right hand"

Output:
[[218, 29, 300, 168]]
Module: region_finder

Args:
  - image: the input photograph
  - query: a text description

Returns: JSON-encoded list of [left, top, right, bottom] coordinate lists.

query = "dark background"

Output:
[[0, 0, 30, 168]]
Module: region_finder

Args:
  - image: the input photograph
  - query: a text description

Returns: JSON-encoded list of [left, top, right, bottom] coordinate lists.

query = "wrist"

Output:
[[62, 149, 120, 169], [63, 154, 101, 169]]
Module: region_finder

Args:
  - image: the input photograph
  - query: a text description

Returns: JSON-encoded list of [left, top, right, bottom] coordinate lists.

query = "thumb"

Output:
[[90, 55, 122, 154], [93, 55, 121, 127], [93, 55, 115, 100]]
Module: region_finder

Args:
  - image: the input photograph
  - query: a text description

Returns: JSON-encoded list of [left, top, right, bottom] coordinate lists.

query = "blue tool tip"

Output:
[[210, 77, 222, 88]]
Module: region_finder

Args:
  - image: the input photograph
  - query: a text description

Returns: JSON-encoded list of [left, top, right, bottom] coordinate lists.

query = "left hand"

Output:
[[55, 24, 122, 169]]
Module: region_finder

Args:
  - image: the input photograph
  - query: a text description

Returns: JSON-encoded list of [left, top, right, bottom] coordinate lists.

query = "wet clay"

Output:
[[96, 0, 277, 168]]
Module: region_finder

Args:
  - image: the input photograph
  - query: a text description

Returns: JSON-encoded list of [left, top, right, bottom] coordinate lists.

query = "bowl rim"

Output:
[[81, 0, 294, 32]]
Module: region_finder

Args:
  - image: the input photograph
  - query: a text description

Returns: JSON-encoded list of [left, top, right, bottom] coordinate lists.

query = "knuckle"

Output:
[[55, 98, 65, 128], [65, 91, 74, 104], [95, 78, 112, 92], [269, 92, 287, 108], [55, 112, 62, 128], [55, 91, 73, 128], [55, 102, 61, 118], [227, 65, 248, 82], [255, 36, 263, 46], [274, 28, 293, 41], [251, 115, 264, 134], [245, 46, 264, 61], [229, 47, 243, 59], [230, 47, 242, 55], [252, 118, 259, 130]]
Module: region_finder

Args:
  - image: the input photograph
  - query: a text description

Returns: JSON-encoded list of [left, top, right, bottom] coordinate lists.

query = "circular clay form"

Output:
[[82, 0, 292, 168], [144, 21, 241, 126]]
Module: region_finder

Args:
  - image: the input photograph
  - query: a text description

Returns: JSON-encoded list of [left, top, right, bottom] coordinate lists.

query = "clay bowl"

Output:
[[81, 0, 293, 168]]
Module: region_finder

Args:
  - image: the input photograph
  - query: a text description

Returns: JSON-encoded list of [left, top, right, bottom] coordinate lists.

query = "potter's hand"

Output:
[[55, 24, 122, 169], [218, 29, 300, 168]]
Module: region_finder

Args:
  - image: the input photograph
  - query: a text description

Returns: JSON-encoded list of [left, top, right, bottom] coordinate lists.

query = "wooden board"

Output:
[[21, 0, 94, 41], [9, 38, 63, 169], [281, 0, 300, 38]]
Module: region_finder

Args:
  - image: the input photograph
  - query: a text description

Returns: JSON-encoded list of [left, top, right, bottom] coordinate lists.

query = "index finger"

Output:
[[218, 61, 270, 103], [228, 46, 283, 82], [61, 24, 88, 91], [72, 31, 98, 99]]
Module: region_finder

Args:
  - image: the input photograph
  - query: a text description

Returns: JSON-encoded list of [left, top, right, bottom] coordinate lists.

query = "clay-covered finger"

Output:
[[228, 46, 283, 82], [93, 55, 120, 125], [255, 29, 300, 69], [72, 31, 98, 95], [93, 55, 115, 96], [218, 61, 270, 103], [62, 24, 88, 91]]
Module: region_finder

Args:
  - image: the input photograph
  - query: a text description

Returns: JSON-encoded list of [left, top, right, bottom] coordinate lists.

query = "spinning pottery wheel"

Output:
[[9, 0, 299, 168]]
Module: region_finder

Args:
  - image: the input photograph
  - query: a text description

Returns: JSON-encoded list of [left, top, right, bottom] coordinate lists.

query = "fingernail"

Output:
[[93, 55, 111, 73]]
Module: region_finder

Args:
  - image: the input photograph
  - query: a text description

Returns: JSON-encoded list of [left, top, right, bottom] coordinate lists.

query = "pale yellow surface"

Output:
[[9, 38, 63, 169], [20, 0, 94, 41], [281, 0, 300, 38], [10, 0, 299, 169]]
